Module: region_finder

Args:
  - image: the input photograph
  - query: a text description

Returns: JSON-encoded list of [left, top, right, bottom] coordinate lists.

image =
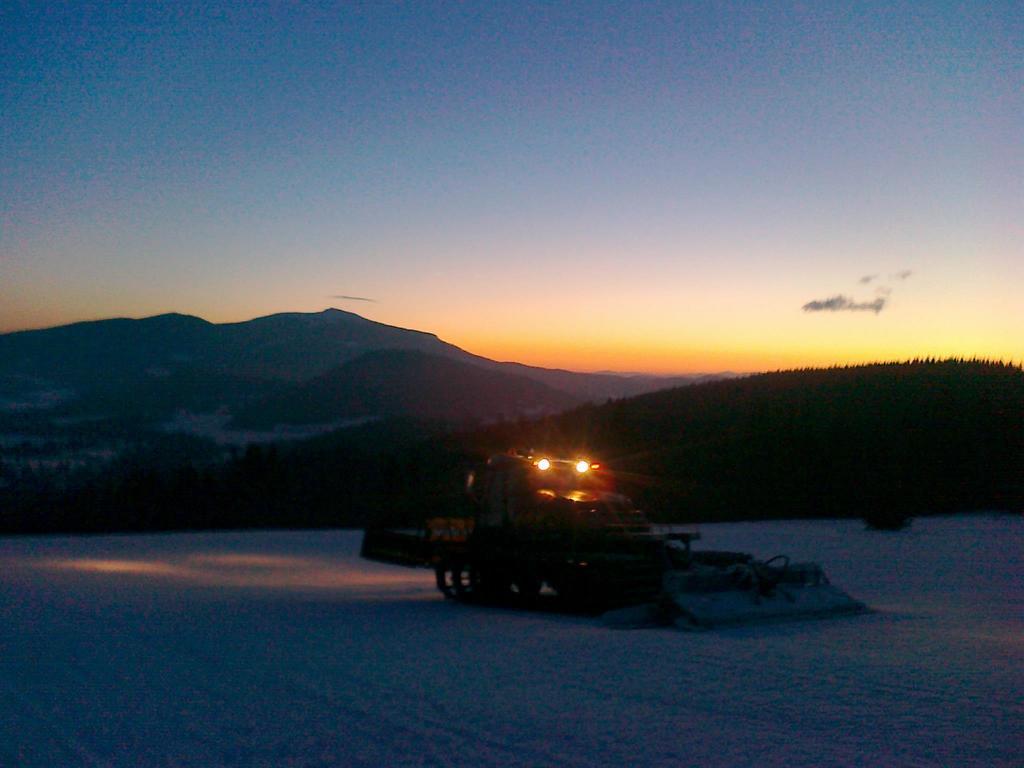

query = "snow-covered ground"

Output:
[[1, 515, 1020, 767]]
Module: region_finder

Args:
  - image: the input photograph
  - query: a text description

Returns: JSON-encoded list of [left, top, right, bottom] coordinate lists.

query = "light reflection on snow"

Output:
[[45, 558, 182, 576], [39, 552, 432, 591], [189, 553, 312, 568]]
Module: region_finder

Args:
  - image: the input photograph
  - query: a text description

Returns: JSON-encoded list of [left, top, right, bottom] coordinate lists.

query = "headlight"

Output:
[[536, 458, 551, 471], [575, 460, 590, 474]]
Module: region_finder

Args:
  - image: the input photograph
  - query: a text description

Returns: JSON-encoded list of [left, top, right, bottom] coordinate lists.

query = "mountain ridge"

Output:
[[0, 308, 730, 431], [231, 348, 582, 429]]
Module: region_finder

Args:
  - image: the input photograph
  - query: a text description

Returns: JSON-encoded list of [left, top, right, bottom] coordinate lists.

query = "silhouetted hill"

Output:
[[476, 359, 1024, 523], [232, 350, 581, 428], [206, 309, 463, 381], [0, 309, 460, 386], [0, 314, 216, 389], [0, 309, 725, 428]]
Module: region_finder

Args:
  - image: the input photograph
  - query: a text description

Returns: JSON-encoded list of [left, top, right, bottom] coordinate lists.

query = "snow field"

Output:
[[0, 515, 1020, 767]]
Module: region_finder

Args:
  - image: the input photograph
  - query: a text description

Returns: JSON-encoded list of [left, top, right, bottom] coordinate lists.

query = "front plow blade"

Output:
[[661, 564, 866, 629]]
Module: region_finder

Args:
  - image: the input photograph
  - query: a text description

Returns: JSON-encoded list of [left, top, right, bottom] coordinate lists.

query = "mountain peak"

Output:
[[139, 312, 213, 326], [237, 308, 370, 328]]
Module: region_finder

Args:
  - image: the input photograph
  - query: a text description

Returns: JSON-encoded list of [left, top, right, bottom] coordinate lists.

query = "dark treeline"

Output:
[[1, 420, 475, 535], [477, 359, 1024, 527], [2, 359, 1021, 534]]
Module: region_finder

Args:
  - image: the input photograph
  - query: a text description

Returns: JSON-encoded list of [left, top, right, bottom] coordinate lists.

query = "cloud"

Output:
[[802, 294, 886, 314], [330, 295, 377, 303], [803, 268, 914, 314]]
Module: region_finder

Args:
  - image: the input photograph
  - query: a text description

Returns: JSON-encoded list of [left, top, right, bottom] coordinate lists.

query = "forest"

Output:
[[2, 359, 1021, 534]]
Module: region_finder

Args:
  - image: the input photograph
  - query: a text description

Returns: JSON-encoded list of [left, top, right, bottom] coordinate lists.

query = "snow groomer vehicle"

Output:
[[361, 452, 865, 628]]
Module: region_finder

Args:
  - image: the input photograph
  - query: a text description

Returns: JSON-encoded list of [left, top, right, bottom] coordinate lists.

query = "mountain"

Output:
[[0, 309, 457, 385], [231, 349, 582, 428], [0, 309, 727, 430]]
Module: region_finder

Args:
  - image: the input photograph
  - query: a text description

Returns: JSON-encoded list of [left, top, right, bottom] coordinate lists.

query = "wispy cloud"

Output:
[[803, 268, 913, 315], [330, 295, 377, 303], [802, 295, 886, 314]]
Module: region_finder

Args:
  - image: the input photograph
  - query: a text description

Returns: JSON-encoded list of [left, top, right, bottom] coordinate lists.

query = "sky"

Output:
[[2, 1, 1020, 373]]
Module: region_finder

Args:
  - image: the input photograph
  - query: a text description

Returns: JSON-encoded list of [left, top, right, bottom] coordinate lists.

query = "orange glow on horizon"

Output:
[[443, 333, 1023, 377], [2, 289, 1019, 377], [438, 308, 1022, 375]]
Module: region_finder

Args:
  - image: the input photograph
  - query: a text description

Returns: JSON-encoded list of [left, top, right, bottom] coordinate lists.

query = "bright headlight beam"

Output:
[[536, 458, 551, 471], [575, 460, 590, 474]]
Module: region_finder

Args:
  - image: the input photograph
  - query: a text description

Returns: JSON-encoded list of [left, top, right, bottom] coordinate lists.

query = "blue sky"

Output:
[[2, 1, 1020, 371]]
